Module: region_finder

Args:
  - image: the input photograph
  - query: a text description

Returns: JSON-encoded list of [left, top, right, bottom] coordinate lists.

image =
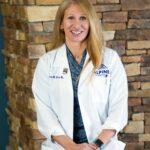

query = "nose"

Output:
[[72, 19, 82, 29]]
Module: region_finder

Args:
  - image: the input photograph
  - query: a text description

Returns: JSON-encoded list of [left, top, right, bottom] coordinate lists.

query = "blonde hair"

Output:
[[50, 0, 104, 69]]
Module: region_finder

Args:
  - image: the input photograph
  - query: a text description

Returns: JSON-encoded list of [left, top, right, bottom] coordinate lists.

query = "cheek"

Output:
[[63, 23, 70, 33], [64, 23, 72, 33], [84, 22, 90, 32]]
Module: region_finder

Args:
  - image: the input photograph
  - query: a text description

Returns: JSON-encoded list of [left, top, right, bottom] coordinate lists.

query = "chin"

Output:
[[71, 38, 87, 43]]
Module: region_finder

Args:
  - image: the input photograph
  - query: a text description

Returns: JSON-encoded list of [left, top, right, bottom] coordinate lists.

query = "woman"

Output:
[[32, 0, 128, 149]]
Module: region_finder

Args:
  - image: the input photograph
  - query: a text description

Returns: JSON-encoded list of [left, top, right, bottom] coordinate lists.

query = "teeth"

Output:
[[72, 31, 82, 35]]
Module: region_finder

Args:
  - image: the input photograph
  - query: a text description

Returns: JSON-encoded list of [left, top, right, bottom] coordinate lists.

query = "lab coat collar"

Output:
[[55, 44, 94, 87]]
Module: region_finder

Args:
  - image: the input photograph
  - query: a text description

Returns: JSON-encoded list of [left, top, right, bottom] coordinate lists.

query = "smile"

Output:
[[71, 31, 83, 35]]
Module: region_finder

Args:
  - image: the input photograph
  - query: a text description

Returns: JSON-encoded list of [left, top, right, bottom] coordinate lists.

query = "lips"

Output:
[[71, 30, 83, 36]]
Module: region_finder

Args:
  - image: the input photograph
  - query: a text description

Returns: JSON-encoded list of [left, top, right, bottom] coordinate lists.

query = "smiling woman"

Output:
[[60, 4, 89, 63], [32, 0, 128, 150], [60, 4, 89, 44], [50, 0, 104, 69]]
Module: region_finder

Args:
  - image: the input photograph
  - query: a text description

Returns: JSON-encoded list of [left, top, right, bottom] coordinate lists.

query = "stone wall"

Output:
[[0, 0, 150, 149]]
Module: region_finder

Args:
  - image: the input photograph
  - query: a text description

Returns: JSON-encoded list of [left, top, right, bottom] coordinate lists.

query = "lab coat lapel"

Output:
[[55, 44, 74, 138], [78, 53, 94, 87], [55, 44, 94, 89]]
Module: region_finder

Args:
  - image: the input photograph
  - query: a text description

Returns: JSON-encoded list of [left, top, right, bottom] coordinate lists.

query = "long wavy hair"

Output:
[[50, 0, 104, 69]]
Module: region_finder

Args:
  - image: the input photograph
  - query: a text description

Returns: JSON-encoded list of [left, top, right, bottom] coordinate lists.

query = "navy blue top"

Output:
[[66, 46, 88, 144]]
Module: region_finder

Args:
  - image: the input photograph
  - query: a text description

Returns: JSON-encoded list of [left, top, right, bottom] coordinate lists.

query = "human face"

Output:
[[61, 4, 90, 45]]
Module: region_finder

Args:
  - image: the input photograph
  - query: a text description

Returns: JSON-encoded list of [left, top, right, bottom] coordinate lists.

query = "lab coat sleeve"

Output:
[[32, 56, 66, 140], [101, 51, 128, 133]]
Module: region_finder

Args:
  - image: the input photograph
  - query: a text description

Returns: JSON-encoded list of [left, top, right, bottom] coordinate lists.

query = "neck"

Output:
[[65, 41, 87, 57]]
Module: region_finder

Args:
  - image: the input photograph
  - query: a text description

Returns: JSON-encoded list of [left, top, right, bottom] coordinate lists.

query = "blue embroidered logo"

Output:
[[95, 64, 109, 77]]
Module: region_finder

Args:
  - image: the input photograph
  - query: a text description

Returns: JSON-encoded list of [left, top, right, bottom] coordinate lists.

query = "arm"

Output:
[[32, 56, 66, 141], [52, 135, 76, 149], [52, 135, 97, 150], [97, 129, 116, 144], [96, 51, 128, 146]]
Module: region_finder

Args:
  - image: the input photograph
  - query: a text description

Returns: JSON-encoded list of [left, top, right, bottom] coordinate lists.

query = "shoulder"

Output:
[[39, 44, 65, 65], [101, 47, 125, 76], [103, 47, 119, 60], [103, 47, 120, 66]]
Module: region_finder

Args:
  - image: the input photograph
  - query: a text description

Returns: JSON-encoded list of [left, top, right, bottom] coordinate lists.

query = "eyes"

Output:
[[67, 15, 87, 21]]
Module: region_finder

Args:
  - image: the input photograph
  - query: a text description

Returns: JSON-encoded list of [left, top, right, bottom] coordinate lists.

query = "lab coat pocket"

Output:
[[93, 75, 110, 100], [91, 74, 110, 116]]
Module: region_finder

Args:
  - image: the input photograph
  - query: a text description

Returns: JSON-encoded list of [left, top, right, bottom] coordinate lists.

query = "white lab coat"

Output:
[[32, 44, 128, 150]]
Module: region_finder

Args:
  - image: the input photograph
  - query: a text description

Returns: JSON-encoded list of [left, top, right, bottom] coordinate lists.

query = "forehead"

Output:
[[64, 4, 86, 16]]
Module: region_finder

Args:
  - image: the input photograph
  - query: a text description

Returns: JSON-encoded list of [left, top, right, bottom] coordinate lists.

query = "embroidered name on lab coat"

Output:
[[49, 67, 65, 79], [49, 75, 64, 79], [95, 64, 109, 77]]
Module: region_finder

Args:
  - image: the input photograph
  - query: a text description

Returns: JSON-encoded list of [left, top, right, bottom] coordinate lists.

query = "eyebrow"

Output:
[[66, 14, 87, 16]]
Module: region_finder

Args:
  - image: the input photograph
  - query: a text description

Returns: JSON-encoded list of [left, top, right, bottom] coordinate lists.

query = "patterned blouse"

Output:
[[66, 45, 88, 144]]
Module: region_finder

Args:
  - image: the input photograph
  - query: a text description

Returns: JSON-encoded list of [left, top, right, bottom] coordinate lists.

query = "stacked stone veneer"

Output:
[[0, 0, 150, 149]]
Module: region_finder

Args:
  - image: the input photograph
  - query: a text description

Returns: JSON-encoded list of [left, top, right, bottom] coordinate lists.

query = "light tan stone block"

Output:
[[0, 0, 8, 3], [122, 56, 141, 63], [28, 32, 52, 44], [97, 0, 119, 3], [128, 19, 150, 29], [124, 121, 144, 133], [129, 90, 150, 98], [125, 142, 144, 150], [8, 136, 18, 150], [141, 67, 150, 75], [145, 118, 150, 125], [128, 98, 141, 106], [18, 6, 28, 20], [141, 82, 150, 90], [1, 4, 12, 16], [139, 134, 150, 141], [23, 65, 28, 74], [132, 113, 144, 121], [145, 126, 150, 133], [8, 98, 17, 109], [16, 30, 26, 41], [28, 44, 46, 59], [125, 63, 140, 76], [28, 98, 36, 111], [25, 6, 59, 22], [121, 0, 150, 11], [28, 22, 43, 32], [46, 42, 53, 51], [103, 31, 115, 41], [143, 98, 150, 105], [103, 23, 126, 30], [6, 109, 20, 133], [95, 4, 121, 12], [97, 13, 102, 19], [145, 113, 150, 120], [25, 118, 38, 129], [36, 0, 63, 5], [5, 77, 14, 89], [126, 50, 147, 55], [127, 41, 150, 49], [43, 21, 54, 32], [103, 11, 128, 23], [129, 82, 141, 90]]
